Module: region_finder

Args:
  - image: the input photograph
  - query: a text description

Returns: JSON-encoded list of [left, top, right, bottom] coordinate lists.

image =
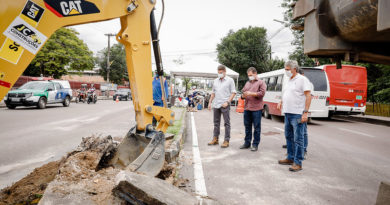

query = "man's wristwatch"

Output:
[[303, 110, 309, 114]]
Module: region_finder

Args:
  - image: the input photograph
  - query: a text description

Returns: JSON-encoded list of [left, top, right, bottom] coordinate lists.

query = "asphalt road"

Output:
[[1, 102, 389, 204], [179, 108, 390, 205], [0, 100, 135, 189]]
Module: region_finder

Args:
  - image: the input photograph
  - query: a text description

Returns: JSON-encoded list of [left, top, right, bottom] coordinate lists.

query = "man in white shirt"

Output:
[[208, 65, 236, 148], [277, 60, 312, 172], [282, 69, 313, 158]]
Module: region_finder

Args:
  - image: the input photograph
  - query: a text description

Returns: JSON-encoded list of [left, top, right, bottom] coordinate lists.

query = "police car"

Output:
[[4, 80, 72, 109]]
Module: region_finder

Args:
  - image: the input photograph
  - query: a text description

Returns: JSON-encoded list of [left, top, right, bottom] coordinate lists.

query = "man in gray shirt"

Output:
[[208, 65, 236, 148]]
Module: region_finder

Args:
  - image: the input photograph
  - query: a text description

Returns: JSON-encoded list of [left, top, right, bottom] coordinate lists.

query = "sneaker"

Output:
[[239, 143, 251, 149], [251, 146, 258, 151]]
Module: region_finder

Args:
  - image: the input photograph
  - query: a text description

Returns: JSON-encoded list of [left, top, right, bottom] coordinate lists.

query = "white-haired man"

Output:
[[277, 60, 312, 172]]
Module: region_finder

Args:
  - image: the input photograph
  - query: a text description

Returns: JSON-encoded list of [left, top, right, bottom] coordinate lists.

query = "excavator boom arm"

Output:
[[0, 0, 174, 132]]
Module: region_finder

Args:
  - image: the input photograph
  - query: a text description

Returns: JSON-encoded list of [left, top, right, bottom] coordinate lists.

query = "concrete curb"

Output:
[[165, 111, 188, 163], [334, 115, 390, 127]]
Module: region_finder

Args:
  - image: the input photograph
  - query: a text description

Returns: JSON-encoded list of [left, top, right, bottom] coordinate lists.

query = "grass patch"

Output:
[[166, 108, 185, 138], [366, 103, 390, 117]]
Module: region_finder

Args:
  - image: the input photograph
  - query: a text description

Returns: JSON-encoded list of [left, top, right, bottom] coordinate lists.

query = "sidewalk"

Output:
[[334, 114, 390, 127], [177, 108, 390, 204]]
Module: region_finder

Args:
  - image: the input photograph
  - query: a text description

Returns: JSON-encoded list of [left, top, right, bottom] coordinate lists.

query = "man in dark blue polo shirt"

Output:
[[152, 73, 169, 126]]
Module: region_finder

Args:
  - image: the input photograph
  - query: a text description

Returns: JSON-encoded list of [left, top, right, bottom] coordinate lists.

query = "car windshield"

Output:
[[19, 82, 47, 90]]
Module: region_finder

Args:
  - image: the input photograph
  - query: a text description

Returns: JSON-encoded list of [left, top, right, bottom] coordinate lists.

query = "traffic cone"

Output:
[[236, 98, 245, 113], [116, 96, 119, 103]]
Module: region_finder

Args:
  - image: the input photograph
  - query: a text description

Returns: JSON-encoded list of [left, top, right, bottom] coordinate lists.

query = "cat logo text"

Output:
[[44, 0, 100, 17]]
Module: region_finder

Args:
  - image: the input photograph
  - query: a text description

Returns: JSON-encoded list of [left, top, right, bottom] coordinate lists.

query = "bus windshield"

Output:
[[301, 68, 328, 92]]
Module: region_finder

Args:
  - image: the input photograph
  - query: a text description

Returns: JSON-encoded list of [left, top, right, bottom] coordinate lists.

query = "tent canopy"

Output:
[[166, 56, 239, 79]]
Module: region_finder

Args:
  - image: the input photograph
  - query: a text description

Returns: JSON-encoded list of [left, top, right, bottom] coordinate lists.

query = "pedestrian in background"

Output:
[[277, 60, 312, 172], [152, 73, 169, 126], [204, 93, 210, 108], [240, 67, 267, 151], [208, 65, 236, 148]]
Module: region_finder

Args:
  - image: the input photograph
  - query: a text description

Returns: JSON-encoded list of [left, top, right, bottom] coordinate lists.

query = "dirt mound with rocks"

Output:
[[0, 161, 61, 205], [0, 135, 181, 205]]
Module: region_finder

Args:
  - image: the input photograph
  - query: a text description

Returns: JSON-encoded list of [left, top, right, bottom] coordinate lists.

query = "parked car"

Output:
[[4, 81, 72, 109], [113, 89, 131, 101]]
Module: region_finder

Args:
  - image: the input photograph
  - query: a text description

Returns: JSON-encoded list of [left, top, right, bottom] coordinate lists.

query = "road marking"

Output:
[[190, 112, 208, 199], [338, 127, 375, 138], [273, 127, 284, 132]]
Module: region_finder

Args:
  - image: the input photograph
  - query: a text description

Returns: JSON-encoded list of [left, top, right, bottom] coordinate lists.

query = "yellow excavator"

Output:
[[0, 0, 173, 176]]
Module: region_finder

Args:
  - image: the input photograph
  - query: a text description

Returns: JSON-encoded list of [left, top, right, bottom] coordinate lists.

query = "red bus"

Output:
[[321, 65, 367, 116]]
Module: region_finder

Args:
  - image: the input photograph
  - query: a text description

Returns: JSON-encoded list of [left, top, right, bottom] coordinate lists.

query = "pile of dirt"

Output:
[[0, 160, 61, 205], [157, 162, 176, 182], [0, 135, 182, 204]]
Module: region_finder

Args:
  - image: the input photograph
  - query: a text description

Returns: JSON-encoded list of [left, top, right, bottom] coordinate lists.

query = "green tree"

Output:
[[24, 28, 94, 78], [97, 43, 128, 85], [217, 26, 274, 88], [264, 57, 285, 71], [182, 77, 192, 96], [359, 63, 390, 103]]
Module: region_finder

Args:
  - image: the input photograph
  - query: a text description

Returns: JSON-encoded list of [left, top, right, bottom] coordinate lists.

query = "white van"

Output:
[[258, 67, 330, 119]]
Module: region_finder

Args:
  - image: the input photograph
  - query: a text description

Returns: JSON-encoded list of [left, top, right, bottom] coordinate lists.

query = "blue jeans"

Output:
[[284, 113, 304, 166], [244, 110, 262, 147], [303, 122, 308, 153]]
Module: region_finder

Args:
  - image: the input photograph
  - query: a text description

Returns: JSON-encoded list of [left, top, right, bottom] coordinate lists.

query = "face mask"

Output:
[[285, 70, 293, 77], [248, 76, 255, 81], [218, 73, 224, 78]]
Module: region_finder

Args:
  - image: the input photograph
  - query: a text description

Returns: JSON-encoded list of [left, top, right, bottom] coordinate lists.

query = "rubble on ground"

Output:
[[0, 161, 61, 205], [113, 171, 198, 205], [0, 135, 193, 205]]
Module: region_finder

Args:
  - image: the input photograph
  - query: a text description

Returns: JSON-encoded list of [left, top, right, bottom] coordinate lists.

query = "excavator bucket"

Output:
[[108, 127, 165, 177]]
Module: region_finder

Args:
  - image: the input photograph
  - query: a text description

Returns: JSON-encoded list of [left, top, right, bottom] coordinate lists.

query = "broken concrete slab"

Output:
[[113, 170, 198, 205], [39, 136, 122, 205], [39, 135, 198, 205], [376, 181, 390, 205]]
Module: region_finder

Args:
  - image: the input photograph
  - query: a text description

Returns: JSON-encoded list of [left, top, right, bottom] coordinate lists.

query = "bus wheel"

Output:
[[327, 112, 333, 120], [264, 105, 271, 119]]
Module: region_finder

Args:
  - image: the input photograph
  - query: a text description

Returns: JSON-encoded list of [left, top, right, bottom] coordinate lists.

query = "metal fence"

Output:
[[365, 103, 390, 117]]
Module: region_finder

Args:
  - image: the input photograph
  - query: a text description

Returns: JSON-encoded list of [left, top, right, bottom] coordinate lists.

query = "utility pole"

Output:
[[104, 33, 116, 83], [104, 33, 115, 98]]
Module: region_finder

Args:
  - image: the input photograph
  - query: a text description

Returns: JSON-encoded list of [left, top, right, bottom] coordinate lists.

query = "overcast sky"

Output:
[[70, 0, 294, 65]]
